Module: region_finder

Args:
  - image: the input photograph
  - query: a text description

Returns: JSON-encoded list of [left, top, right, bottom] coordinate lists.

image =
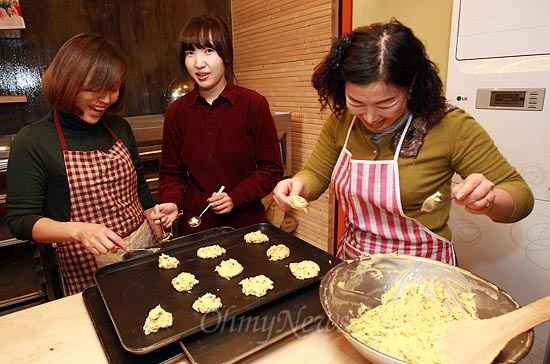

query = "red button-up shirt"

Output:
[[159, 79, 284, 234]]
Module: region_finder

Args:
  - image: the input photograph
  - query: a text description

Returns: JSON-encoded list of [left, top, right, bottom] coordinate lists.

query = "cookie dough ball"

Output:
[[288, 195, 308, 212], [158, 253, 180, 269], [289, 260, 320, 280], [215, 258, 244, 280], [171, 272, 199, 292], [266, 244, 290, 261], [244, 230, 269, 244], [239, 275, 275, 297], [192, 293, 222, 314], [421, 191, 442, 212], [197, 244, 226, 259], [143, 304, 173, 335]]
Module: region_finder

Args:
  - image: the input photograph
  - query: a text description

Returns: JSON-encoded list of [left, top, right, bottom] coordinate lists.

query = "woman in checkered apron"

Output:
[[6, 34, 179, 295]]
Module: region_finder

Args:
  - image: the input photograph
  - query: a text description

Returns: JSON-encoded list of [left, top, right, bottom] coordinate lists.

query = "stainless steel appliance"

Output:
[[126, 114, 164, 204]]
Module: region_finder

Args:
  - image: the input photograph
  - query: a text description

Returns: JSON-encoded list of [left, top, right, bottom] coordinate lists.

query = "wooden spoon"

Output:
[[434, 296, 550, 364]]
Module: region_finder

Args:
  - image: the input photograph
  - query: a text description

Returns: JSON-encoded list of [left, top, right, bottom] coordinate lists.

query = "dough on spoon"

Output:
[[288, 195, 308, 212], [421, 191, 442, 212]]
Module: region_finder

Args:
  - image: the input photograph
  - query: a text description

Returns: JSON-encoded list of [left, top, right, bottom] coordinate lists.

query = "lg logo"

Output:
[[456, 96, 468, 101]]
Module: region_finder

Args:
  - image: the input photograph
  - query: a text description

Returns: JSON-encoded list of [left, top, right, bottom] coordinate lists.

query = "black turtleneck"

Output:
[[6, 109, 154, 241]]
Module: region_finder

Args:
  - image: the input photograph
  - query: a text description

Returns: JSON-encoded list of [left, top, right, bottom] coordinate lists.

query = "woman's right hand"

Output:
[[31, 218, 129, 255], [273, 177, 307, 212], [75, 222, 129, 255]]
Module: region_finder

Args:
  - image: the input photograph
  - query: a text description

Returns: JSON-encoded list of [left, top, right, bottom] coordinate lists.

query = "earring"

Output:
[[407, 89, 413, 100]]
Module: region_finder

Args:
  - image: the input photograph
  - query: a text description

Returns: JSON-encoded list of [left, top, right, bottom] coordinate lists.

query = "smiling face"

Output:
[[184, 45, 227, 102], [74, 84, 120, 124], [345, 80, 409, 132]]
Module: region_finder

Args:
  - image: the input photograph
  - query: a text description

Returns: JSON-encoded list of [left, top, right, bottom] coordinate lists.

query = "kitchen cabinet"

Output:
[[0, 137, 61, 315], [0, 237, 59, 315]]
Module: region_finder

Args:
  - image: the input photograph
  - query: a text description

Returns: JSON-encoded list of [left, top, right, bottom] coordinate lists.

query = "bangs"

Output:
[[83, 59, 125, 91], [181, 28, 216, 52]]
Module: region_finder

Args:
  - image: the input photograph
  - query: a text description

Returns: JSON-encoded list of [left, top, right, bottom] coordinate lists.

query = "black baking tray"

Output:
[[123, 226, 235, 260], [94, 223, 340, 354], [180, 283, 326, 363], [83, 285, 185, 364], [83, 283, 327, 364]]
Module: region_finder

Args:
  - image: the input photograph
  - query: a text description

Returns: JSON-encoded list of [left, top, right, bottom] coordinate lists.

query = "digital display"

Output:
[[490, 91, 526, 107]]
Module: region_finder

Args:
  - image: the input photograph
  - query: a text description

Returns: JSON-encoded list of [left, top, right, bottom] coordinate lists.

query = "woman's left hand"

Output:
[[209, 192, 233, 214], [451, 173, 515, 221], [452, 173, 495, 212], [148, 203, 179, 228]]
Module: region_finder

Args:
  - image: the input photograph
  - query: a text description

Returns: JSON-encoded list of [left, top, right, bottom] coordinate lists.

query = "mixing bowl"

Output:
[[319, 254, 534, 364]]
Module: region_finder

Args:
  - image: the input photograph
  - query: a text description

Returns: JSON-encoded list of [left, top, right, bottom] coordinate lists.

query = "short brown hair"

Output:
[[42, 33, 128, 115], [177, 13, 234, 80]]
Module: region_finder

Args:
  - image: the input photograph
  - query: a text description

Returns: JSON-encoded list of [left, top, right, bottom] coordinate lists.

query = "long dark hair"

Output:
[[177, 13, 234, 80], [312, 18, 446, 122]]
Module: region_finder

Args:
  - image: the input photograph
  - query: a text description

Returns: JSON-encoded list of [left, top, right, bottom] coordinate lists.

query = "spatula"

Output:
[[434, 296, 550, 364]]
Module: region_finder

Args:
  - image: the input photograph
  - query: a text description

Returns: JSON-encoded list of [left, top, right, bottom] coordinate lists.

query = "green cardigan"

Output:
[[297, 108, 534, 241], [6, 110, 154, 241]]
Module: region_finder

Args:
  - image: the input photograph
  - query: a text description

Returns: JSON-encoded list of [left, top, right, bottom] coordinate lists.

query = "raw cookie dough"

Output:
[[244, 230, 269, 244], [215, 258, 244, 280], [288, 195, 308, 212], [289, 260, 320, 279], [266, 244, 290, 261], [421, 191, 442, 212], [158, 253, 180, 269], [239, 275, 274, 297], [348, 280, 477, 364], [143, 304, 173, 335], [192, 293, 223, 314], [197, 244, 226, 259], [171, 272, 199, 292]]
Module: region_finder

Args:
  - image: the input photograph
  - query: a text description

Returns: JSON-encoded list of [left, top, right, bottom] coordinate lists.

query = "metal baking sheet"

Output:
[[83, 283, 326, 364], [123, 226, 235, 260], [180, 283, 326, 364], [82, 285, 185, 364], [94, 223, 340, 354]]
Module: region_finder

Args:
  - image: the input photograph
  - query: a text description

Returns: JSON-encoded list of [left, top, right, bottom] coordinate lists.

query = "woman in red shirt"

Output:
[[159, 14, 284, 235]]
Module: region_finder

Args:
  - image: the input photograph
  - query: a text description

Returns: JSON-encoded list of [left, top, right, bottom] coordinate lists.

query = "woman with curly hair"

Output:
[[273, 19, 533, 264]]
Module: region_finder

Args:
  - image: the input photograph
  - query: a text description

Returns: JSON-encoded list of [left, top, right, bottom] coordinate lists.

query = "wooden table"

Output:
[[0, 294, 366, 363]]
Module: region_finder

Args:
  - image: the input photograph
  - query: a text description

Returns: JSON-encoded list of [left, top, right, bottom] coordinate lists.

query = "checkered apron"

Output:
[[53, 111, 145, 294], [333, 116, 456, 264]]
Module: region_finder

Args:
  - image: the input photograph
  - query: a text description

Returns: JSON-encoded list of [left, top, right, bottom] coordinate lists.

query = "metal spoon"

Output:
[[159, 226, 173, 242], [130, 247, 161, 253], [188, 185, 225, 228], [421, 192, 455, 212]]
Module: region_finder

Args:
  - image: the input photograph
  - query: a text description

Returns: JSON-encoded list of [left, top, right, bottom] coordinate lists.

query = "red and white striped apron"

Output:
[[53, 111, 145, 294], [333, 115, 456, 264]]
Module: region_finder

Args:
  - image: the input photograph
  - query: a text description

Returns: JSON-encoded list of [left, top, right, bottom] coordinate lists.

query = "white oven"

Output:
[[446, 1, 550, 362]]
